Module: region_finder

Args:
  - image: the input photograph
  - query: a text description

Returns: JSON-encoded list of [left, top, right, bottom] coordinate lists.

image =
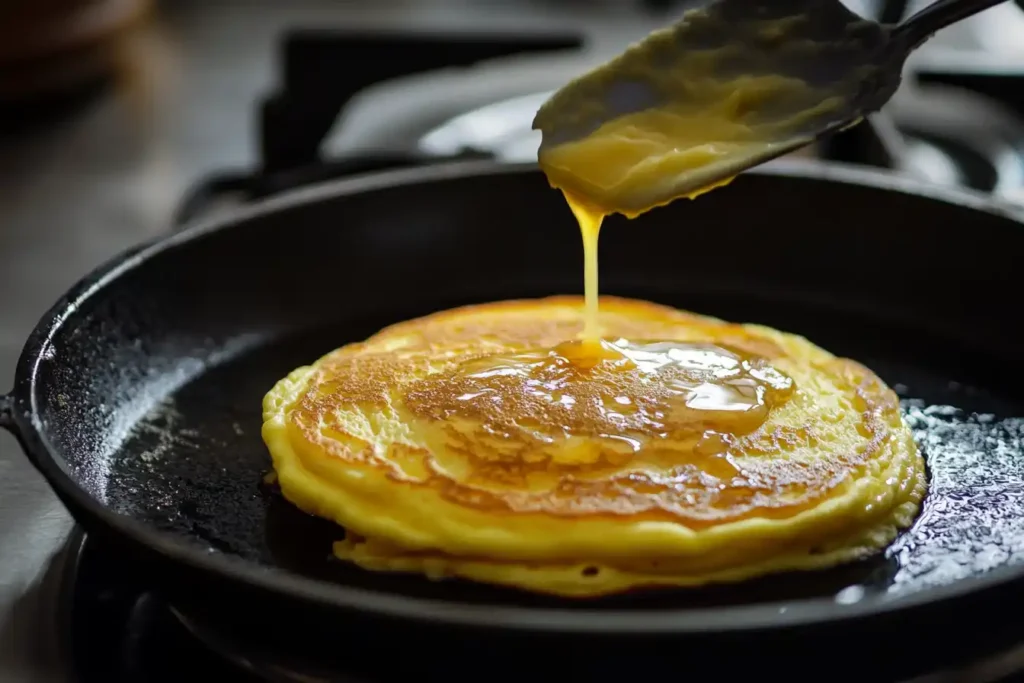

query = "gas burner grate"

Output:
[[58, 529, 1024, 683], [61, 530, 257, 682]]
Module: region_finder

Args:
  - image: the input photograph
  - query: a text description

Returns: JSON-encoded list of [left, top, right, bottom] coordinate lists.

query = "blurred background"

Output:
[[2, 0, 1023, 339], [1, 1, 1024, 678]]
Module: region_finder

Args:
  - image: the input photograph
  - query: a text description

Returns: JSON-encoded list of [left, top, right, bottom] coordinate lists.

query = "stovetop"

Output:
[[5, 1, 1024, 681], [172, 11, 1024, 226], [42, 528, 1024, 683]]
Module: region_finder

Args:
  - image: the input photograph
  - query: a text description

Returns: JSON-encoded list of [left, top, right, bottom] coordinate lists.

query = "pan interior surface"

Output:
[[26, 164, 1024, 616], [101, 299, 1024, 611]]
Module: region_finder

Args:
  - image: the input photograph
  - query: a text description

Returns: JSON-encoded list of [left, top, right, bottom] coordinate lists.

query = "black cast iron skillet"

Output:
[[3, 160, 1024, 682]]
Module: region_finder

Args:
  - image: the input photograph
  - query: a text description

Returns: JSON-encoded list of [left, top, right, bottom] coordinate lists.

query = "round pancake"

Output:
[[261, 296, 926, 597]]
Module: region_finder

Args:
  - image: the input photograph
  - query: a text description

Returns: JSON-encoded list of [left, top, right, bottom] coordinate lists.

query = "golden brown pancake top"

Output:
[[287, 297, 902, 530]]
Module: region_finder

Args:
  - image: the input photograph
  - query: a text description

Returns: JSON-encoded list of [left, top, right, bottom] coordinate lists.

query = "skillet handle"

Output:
[[0, 392, 16, 432], [0, 391, 38, 468]]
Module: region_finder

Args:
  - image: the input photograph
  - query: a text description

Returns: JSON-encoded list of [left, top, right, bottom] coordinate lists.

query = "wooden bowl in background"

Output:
[[0, 0, 151, 104]]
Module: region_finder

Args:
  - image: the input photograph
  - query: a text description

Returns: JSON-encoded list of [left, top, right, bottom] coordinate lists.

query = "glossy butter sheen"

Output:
[[536, 20, 854, 343], [409, 338, 795, 459], [541, 72, 833, 339], [261, 297, 926, 597]]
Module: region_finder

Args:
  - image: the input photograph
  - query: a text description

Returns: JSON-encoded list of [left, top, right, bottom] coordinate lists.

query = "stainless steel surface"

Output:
[[410, 69, 1024, 195], [1, 1, 1023, 681], [900, 0, 1024, 52], [337, 2, 1024, 182], [899, 0, 1011, 47]]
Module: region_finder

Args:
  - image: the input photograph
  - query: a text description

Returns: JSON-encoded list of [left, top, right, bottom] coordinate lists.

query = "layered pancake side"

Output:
[[261, 296, 926, 597]]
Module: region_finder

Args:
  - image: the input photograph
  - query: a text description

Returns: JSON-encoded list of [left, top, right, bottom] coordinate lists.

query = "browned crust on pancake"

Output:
[[285, 297, 904, 530]]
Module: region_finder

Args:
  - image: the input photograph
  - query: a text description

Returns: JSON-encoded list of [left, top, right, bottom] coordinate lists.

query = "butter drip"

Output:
[[540, 74, 842, 340], [564, 194, 604, 341]]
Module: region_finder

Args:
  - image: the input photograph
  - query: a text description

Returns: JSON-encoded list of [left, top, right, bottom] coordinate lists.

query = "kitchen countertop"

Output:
[[0, 1, 1015, 680]]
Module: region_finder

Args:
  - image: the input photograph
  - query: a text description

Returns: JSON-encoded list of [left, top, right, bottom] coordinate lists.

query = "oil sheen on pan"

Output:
[[103, 302, 1024, 607]]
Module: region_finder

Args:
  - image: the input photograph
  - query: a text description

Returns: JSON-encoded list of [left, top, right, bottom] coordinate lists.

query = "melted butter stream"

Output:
[[405, 338, 795, 475], [408, 63, 832, 473], [541, 71, 842, 341], [533, 21, 863, 216]]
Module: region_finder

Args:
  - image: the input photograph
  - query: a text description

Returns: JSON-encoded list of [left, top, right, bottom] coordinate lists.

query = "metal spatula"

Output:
[[532, 0, 1007, 212]]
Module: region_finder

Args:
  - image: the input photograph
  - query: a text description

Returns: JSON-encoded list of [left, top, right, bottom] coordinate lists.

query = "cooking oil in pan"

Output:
[[886, 398, 1024, 595], [248, 391, 1024, 605], [104, 327, 1024, 606]]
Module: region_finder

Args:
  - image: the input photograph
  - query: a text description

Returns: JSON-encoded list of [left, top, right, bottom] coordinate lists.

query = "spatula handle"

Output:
[[895, 0, 1009, 48]]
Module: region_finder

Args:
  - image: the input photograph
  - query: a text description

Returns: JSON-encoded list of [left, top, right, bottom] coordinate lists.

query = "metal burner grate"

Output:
[[55, 528, 1024, 683]]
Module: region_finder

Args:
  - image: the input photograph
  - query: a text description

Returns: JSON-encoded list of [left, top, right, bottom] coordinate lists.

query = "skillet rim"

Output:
[[5, 158, 1024, 634]]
